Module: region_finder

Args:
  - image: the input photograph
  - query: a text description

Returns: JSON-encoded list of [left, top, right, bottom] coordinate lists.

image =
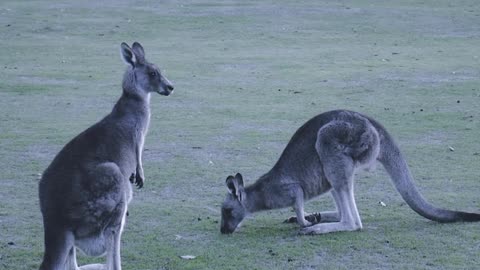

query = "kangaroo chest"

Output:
[[135, 112, 150, 144]]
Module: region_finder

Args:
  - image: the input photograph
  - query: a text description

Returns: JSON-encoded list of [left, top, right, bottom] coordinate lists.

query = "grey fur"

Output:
[[220, 110, 480, 234], [38, 42, 174, 270]]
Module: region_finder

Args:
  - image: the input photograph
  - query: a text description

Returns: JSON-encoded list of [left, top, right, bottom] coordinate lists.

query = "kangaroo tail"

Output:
[[376, 125, 480, 223]]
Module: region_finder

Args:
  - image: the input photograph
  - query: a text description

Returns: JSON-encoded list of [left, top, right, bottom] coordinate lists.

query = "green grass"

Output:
[[1, 0, 480, 269]]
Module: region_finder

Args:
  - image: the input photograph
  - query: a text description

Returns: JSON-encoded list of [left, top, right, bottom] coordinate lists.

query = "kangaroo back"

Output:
[[376, 124, 480, 222]]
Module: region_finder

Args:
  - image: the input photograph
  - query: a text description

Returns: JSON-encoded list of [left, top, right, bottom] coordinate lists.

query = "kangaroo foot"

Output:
[[284, 213, 322, 224], [79, 263, 106, 270]]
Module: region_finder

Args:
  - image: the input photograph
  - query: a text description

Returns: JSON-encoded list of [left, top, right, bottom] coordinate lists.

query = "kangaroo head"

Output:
[[120, 42, 174, 97], [221, 173, 247, 234]]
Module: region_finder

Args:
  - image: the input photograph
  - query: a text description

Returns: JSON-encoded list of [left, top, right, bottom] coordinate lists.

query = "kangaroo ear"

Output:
[[226, 175, 236, 195], [131, 42, 145, 64], [120, 42, 136, 67], [234, 173, 244, 187], [226, 174, 244, 201]]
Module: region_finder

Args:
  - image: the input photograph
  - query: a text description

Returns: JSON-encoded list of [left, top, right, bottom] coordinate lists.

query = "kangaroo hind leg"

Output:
[[105, 199, 128, 270], [77, 206, 126, 270], [300, 123, 363, 235], [78, 162, 127, 270], [300, 175, 362, 234]]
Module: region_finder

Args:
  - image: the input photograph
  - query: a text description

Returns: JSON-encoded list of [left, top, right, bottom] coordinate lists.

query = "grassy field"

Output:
[[1, 0, 480, 269]]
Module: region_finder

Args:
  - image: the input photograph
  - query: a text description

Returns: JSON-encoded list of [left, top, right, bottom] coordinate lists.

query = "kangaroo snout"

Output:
[[157, 83, 174, 96], [158, 77, 174, 96]]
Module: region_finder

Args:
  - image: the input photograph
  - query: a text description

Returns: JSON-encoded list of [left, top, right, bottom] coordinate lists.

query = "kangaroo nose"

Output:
[[167, 85, 174, 91]]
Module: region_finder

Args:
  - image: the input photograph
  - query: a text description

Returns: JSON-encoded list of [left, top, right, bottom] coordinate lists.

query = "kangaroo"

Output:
[[220, 110, 480, 234], [38, 42, 174, 270]]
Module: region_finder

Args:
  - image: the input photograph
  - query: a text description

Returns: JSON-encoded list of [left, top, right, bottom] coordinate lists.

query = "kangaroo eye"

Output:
[[149, 71, 156, 77]]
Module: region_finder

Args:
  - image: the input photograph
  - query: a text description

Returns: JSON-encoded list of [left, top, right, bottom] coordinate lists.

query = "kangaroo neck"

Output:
[[111, 89, 151, 120], [121, 88, 151, 106], [118, 67, 151, 111], [244, 173, 273, 213]]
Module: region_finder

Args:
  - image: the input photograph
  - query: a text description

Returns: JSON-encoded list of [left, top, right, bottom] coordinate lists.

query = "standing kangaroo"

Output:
[[38, 42, 174, 270], [220, 110, 480, 234]]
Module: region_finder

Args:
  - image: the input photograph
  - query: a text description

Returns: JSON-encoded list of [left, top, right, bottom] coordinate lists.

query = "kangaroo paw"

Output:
[[284, 213, 321, 224], [135, 174, 144, 189], [305, 213, 322, 224], [283, 216, 298, 223]]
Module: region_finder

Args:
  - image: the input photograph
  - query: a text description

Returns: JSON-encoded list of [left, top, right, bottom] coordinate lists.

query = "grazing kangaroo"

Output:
[[220, 110, 480, 234], [38, 42, 174, 270]]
